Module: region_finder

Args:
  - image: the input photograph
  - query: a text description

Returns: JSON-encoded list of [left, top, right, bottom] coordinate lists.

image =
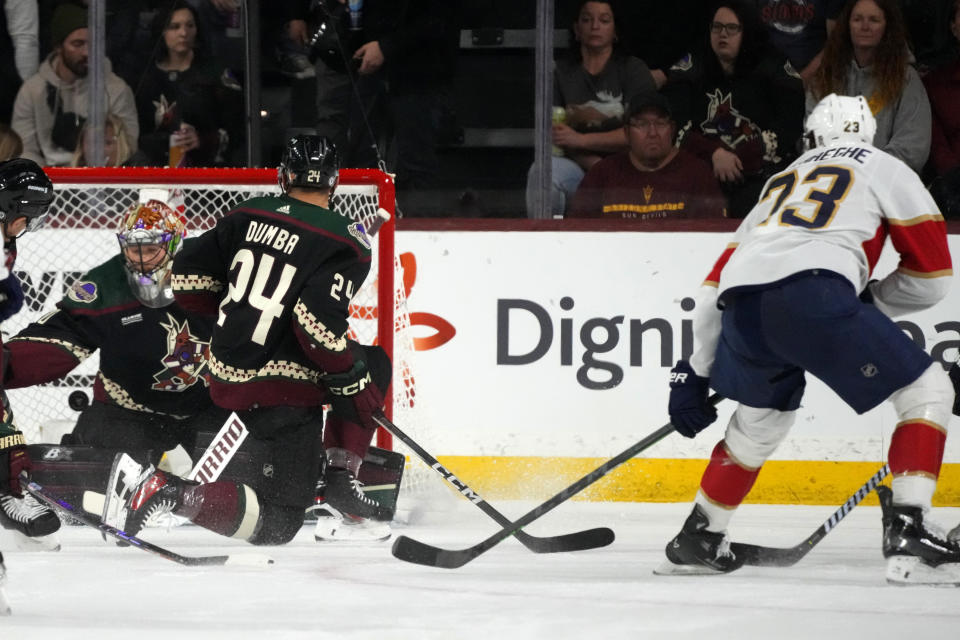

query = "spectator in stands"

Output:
[[133, 1, 242, 167], [39, 1, 146, 89], [526, 0, 657, 218], [663, 0, 804, 218], [70, 113, 149, 167], [753, 0, 844, 84], [924, 0, 960, 218], [11, 3, 138, 166], [568, 91, 726, 219], [0, 123, 22, 160], [808, 0, 931, 174], [1, 0, 39, 125]]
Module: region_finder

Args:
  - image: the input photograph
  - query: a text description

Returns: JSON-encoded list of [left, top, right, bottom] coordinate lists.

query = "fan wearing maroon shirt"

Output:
[[568, 91, 726, 220]]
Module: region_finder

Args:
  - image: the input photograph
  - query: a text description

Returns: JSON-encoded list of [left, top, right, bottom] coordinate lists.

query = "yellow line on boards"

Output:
[[413, 457, 960, 506]]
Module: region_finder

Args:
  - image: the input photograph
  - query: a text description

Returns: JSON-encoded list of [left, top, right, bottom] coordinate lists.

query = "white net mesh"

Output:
[[5, 168, 416, 452]]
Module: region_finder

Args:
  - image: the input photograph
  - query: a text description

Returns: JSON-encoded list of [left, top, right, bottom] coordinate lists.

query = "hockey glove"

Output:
[[0, 430, 30, 497], [0, 274, 24, 322], [321, 360, 384, 431], [668, 360, 717, 438]]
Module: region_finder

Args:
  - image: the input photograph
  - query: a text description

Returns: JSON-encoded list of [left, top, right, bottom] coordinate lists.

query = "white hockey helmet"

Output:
[[804, 94, 877, 150], [116, 188, 187, 308]]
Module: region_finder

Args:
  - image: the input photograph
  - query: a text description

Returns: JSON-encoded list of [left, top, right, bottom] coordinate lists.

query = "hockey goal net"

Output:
[[5, 167, 415, 452]]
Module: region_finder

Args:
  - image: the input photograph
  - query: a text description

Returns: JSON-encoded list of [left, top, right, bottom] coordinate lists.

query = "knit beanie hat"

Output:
[[51, 3, 88, 48]]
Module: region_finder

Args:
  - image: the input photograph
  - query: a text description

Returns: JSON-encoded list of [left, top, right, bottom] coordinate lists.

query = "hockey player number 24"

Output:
[[758, 166, 853, 230], [218, 249, 297, 345]]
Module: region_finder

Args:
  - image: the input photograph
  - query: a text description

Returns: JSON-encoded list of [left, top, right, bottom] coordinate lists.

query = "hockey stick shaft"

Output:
[[391, 394, 723, 568], [373, 412, 614, 553], [25, 477, 272, 567], [731, 463, 890, 567]]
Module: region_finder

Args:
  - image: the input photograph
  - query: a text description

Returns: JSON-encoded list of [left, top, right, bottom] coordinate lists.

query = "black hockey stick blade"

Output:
[[390, 395, 723, 568], [730, 463, 890, 567], [373, 412, 615, 554], [25, 477, 273, 568]]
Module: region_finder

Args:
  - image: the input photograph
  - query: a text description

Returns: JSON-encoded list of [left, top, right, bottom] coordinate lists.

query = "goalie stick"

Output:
[[390, 395, 724, 568], [372, 412, 615, 554], [25, 476, 273, 568], [730, 463, 890, 567]]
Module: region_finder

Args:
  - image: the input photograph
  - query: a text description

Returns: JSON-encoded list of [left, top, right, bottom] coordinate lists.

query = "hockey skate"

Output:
[[0, 492, 62, 552], [311, 467, 391, 542], [878, 486, 960, 586], [654, 504, 745, 575], [103, 453, 193, 537]]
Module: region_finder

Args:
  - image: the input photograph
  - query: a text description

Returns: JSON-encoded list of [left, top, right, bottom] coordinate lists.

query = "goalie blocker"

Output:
[[28, 441, 405, 523]]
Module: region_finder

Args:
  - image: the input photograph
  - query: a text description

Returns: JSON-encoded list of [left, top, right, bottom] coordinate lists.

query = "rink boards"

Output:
[[395, 227, 960, 505]]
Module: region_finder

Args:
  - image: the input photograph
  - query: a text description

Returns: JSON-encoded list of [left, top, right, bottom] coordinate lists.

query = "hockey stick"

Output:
[[390, 394, 724, 568], [373, 412, 615, 554], [730, 463, 890, 567], [25, 477, 273, 568]]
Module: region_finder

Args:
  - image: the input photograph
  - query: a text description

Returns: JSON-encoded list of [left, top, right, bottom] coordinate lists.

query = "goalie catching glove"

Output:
[[668, 360, 717, 438], [321, 360, 384, 430]]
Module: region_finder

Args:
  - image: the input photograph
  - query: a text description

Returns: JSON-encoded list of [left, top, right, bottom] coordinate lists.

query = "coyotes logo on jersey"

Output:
[[152, 314, 211, 392], [700, 89, 761, 149]]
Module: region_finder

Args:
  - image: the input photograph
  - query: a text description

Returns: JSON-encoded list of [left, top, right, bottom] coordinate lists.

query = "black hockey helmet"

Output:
[[0, 158, 55, 234], [278, 134, 340, 194]]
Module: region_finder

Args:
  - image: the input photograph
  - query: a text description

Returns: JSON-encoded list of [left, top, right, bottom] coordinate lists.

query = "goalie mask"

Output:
[[803, 94, 877, 150], [117, 188, 187, 308]]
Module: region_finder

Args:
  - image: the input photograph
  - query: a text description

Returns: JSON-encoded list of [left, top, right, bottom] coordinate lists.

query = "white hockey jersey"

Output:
[[689, 142, 953, 377]]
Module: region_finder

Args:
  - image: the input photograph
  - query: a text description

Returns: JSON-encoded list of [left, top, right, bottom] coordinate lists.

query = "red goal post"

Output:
[[6, 166, 414, 449]]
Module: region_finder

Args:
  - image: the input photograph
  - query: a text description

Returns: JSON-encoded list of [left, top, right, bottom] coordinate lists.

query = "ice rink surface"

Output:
[[2, 498, 959, 640]]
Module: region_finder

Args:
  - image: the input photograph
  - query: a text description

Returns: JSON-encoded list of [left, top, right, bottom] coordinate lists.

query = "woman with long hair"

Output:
[[526, 0, 657, 217], [663, 0, 805, 217], [809, 0, 931, 172], [133, 1, 242, 167]]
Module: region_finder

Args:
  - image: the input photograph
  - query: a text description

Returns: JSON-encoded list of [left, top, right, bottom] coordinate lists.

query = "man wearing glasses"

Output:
[[568, 91, 726, 219]]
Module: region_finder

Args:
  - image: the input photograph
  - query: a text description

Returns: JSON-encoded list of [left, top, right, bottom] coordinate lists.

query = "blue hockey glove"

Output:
[[668, 360, 717, 438], [0, 274, 24, 322]]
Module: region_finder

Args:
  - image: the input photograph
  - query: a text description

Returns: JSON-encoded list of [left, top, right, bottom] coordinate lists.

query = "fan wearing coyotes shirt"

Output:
[[661, 94, 960, 585], [110, 135, 392, 546]]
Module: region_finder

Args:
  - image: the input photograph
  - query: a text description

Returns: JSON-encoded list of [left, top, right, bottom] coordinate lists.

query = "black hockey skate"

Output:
[[0, 492, 61, 538], [121, 468, 192, 537], [313, 467, 391, 542], [878, 486, 960, 586], [655, 504, 745, 575]]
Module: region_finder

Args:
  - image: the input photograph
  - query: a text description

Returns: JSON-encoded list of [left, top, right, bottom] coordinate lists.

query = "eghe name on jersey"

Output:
[[245, 221, 300, 255], [799, 145, 873, 166]]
